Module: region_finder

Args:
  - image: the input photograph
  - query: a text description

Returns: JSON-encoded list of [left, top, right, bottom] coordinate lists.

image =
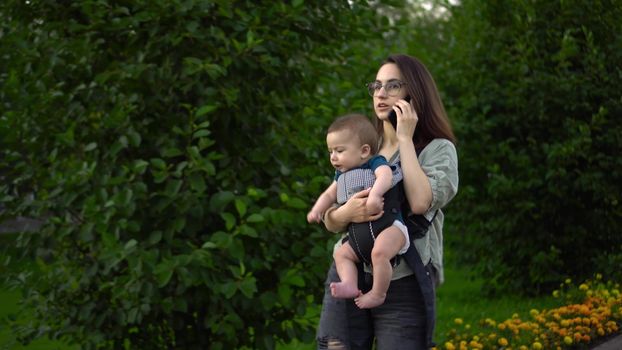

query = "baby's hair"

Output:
[[327, 114, 379, 154]]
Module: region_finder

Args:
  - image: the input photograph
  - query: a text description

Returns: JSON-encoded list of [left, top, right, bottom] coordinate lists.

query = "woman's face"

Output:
[[371, 63, 408, 121]]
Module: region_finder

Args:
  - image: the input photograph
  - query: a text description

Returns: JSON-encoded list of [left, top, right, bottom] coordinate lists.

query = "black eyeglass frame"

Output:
[[366, 80, 408, 97]]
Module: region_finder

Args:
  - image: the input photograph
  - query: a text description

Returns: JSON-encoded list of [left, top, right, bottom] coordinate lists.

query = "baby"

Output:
[[308, 114, 409, 309]]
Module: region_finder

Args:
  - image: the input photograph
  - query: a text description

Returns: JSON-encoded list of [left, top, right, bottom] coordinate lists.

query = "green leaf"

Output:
[[172, 217, 186, 233], [196, 105, 217, 117], [238, 277, 257, 298], [150, 158, 166, 169], [259, 291, 277, 310], [155, 262, 175, 288], [228, 240, 245, 260], [234, 199, 247, 217], [277, 285, 292, 306], [133, 159, 149, 174], [84, 142, 97, 152], [164, 179, 183, 197], [246, 213, 264, 223], [209, 191, 235, 212], [286, 197, 307, 209], [162, 147, 184, 158], [220, 212, 236, 231], [124, 239, 138, 251], [127, 129, 141, 147], [208, 231, 230, 248], [221, 282, 236, 299], [238, 224, 257, 237], [147, 231, 162, 245], [173, 161, 188, 177], [188, 172, 206, 193], [196, 120, 211, 129], [187, 146, 201, 160], [284, 274, 305, 287], [201, 241, 217, 249], [115, 188, 133, 207], [282, 268, 306, 287], [193, 129, 211, 139]]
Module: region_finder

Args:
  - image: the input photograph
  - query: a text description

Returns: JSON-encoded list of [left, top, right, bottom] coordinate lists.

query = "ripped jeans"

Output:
[[316, 262, 431, 350]]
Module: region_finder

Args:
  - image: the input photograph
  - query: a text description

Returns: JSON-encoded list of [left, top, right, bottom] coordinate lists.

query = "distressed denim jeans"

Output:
[[317, 262, 432, 350]]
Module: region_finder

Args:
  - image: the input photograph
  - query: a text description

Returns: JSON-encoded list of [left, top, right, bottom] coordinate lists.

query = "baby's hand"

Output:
[[307, 211, 322, 223], [366, 195, 384, 215]]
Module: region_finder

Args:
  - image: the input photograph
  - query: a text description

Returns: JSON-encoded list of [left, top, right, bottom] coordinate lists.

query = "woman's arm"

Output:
[[400, 139, 459, 215], [392, 98, 439, 214], [399, 137, 433, 214], [418, 139, 459, 212], [323, 188, 383, 233]]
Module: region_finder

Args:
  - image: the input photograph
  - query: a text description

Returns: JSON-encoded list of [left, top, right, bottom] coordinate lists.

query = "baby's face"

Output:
[[326, 130, 366, 172]]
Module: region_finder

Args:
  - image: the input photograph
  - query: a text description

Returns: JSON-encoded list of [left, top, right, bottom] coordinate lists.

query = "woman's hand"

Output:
[[323, 188, 384, 232], [341, 188, 384, 223], [393, 98, 418, 141]]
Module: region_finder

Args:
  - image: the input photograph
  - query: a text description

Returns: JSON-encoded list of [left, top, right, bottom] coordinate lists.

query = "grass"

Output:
[[435, 261, 562, 341]]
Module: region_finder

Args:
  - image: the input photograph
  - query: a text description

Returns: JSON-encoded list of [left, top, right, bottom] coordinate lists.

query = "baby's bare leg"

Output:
[[355, 226, 405, 309], [330, 241, 361, 299]]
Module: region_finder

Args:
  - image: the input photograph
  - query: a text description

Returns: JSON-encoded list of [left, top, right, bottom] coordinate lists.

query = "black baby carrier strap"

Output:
[[346, 183, 403, 265], [398, 185, 439, 349]]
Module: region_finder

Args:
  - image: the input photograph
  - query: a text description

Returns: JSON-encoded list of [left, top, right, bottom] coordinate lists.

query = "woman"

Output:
[[317, 54, 458, 349]]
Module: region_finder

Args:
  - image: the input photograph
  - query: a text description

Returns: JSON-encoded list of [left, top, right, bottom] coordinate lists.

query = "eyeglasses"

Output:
[[366, 80, 407, 97]]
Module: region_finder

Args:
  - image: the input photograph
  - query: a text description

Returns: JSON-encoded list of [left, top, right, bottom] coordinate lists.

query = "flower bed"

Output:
[[436, 274, 622, 350]]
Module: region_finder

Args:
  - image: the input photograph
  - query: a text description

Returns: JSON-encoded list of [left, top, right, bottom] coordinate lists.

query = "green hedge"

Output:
[[440, 0, 622, 294], [0, 1, 402, 348]]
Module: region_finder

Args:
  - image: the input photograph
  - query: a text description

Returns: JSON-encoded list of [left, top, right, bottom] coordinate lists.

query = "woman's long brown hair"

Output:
[[375, 54, 456, 153]]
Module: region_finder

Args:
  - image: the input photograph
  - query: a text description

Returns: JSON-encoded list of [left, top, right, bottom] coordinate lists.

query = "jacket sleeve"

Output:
[[420, 139, 459, 216]]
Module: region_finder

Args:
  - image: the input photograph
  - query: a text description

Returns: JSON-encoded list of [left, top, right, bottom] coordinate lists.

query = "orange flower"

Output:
[[563, 336, 573, 345], [498, 337, 509, 347], [444, 342, 456, 350]]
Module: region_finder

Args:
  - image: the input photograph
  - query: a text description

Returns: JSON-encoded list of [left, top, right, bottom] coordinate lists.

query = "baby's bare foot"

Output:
[[330, 282, 360, 299], [354, 291, 386, 309]]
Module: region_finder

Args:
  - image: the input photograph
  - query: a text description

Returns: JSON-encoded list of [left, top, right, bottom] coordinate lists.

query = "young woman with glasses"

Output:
[[316, 54, 459, 350]]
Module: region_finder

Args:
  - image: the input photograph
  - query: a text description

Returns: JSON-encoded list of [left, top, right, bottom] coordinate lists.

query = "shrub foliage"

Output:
[[0, 1, 397, 348], [442, 0, 622, 294]]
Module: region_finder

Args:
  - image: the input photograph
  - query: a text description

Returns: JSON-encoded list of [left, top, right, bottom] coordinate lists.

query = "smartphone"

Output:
[[388, 95, 411, 130]]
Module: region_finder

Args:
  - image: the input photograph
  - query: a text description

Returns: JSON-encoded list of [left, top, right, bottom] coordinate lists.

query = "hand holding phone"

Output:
[[388, 95, 411, 130]]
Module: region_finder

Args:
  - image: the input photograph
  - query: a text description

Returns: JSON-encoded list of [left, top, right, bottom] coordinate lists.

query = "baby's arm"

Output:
[[366, 165, 393, 214], [307, 181, 338, 223]]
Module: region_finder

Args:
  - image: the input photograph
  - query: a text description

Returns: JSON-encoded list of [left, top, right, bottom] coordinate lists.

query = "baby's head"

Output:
[[326, 114, 379, 173]]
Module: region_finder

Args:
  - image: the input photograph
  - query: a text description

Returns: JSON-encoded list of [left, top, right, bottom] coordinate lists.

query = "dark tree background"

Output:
[[437, 0, 622, 294]]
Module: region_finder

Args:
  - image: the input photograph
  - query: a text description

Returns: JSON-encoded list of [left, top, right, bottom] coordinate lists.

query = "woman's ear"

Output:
[[360, 144, 372, 158]]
